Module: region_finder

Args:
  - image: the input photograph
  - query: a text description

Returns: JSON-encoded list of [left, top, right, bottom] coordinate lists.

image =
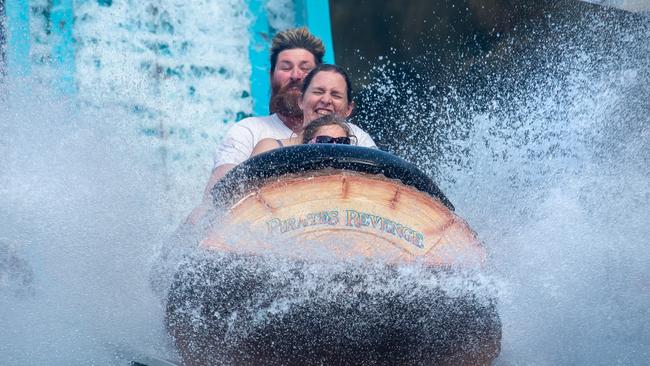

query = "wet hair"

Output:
[[166, 253, 502, 366], [301, 114, 355, 144], [270, 27, 325, 73], [301, 64, 354, 104]]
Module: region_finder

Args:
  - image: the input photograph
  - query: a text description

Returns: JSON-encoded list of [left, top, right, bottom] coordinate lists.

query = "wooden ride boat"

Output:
[[202, 144, 485, 266], [166, 145, 501, 365]]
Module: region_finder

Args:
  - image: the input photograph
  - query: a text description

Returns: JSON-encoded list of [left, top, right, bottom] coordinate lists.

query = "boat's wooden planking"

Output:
[[201, 171, 485, 267]]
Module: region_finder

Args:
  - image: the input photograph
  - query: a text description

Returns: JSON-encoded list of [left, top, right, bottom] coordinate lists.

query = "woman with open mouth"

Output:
[[250, 63, 364, 156]]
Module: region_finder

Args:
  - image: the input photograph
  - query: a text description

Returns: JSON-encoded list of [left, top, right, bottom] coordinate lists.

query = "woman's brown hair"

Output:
[[301, 114, 356, 144]]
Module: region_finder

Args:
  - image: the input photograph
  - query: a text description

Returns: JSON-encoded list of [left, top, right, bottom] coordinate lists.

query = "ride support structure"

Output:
[[3, 0, 335, 107]]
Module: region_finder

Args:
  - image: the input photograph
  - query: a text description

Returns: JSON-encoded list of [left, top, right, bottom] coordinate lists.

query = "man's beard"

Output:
[[269, 80, 303, 118]]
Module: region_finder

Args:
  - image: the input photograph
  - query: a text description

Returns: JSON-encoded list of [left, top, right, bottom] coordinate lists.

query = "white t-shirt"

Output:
[[213, 114, 376, 167]]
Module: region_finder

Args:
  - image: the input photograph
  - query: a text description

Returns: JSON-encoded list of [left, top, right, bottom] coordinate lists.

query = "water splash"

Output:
[[1, 4, 648, 366], [0, 80, 176, 364], [165, 250, 501, 365], [355, 7, 649, 365]]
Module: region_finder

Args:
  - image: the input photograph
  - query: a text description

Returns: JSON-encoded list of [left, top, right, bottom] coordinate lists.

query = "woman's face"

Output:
[[299, 71, 353, 125]]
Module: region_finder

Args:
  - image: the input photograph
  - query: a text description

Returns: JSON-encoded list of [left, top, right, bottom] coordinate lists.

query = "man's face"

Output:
[[269, 49, 317, 117]]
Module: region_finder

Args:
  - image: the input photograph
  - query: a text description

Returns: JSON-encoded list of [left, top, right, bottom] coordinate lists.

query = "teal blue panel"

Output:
[[50, 0, 76, 93], [6, 0, 31, 76], [246, 0, 335, 117], [294, 0, 305, 25], [247, 0, 271, 117], [299, 0, 335, 64]]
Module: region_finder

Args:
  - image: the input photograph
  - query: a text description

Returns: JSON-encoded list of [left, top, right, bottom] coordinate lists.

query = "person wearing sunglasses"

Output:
[[251, 64, 367, 156], [251, 113, 356, 156], [185, 64, 372, 224], [302, 114, 356, 144]]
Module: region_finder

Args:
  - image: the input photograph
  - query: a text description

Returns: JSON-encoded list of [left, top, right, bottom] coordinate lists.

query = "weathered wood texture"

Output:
[[201, 171, 485, 267]]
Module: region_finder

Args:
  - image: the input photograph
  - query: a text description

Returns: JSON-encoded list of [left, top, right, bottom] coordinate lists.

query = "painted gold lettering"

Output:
[[415, 233, 424, 248], [346, 209, 360, 227], [282, 218, 298, 233], [370, 214, 382, 229], [266, 218, 282, 235], [361, 212, 372, 227], [329, 210, 339, 225], [383, 219, 396, 235]]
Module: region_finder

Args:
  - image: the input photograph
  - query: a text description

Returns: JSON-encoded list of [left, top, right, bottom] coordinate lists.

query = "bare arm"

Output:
[[185, 139, 282, 225], [183, 164, 236, 225], [204, 137, 280, 201], [191, 138, 278, 224], [184, 121, 258, 225], [251, 138, 283, 157], [204, 137, 281, 202], [202, 164, 236, 201], [187, 139, 277, 225]]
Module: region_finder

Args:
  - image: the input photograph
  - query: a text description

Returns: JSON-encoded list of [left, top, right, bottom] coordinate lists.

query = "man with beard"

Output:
[[200, 27, 375, 198]]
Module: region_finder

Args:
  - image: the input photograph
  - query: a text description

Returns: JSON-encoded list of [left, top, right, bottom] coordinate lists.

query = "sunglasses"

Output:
[[308, 135, 352, 145]]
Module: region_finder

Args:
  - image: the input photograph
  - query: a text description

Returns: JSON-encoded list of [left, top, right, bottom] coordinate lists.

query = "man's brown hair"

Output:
[[270, 27, 325, 72]]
